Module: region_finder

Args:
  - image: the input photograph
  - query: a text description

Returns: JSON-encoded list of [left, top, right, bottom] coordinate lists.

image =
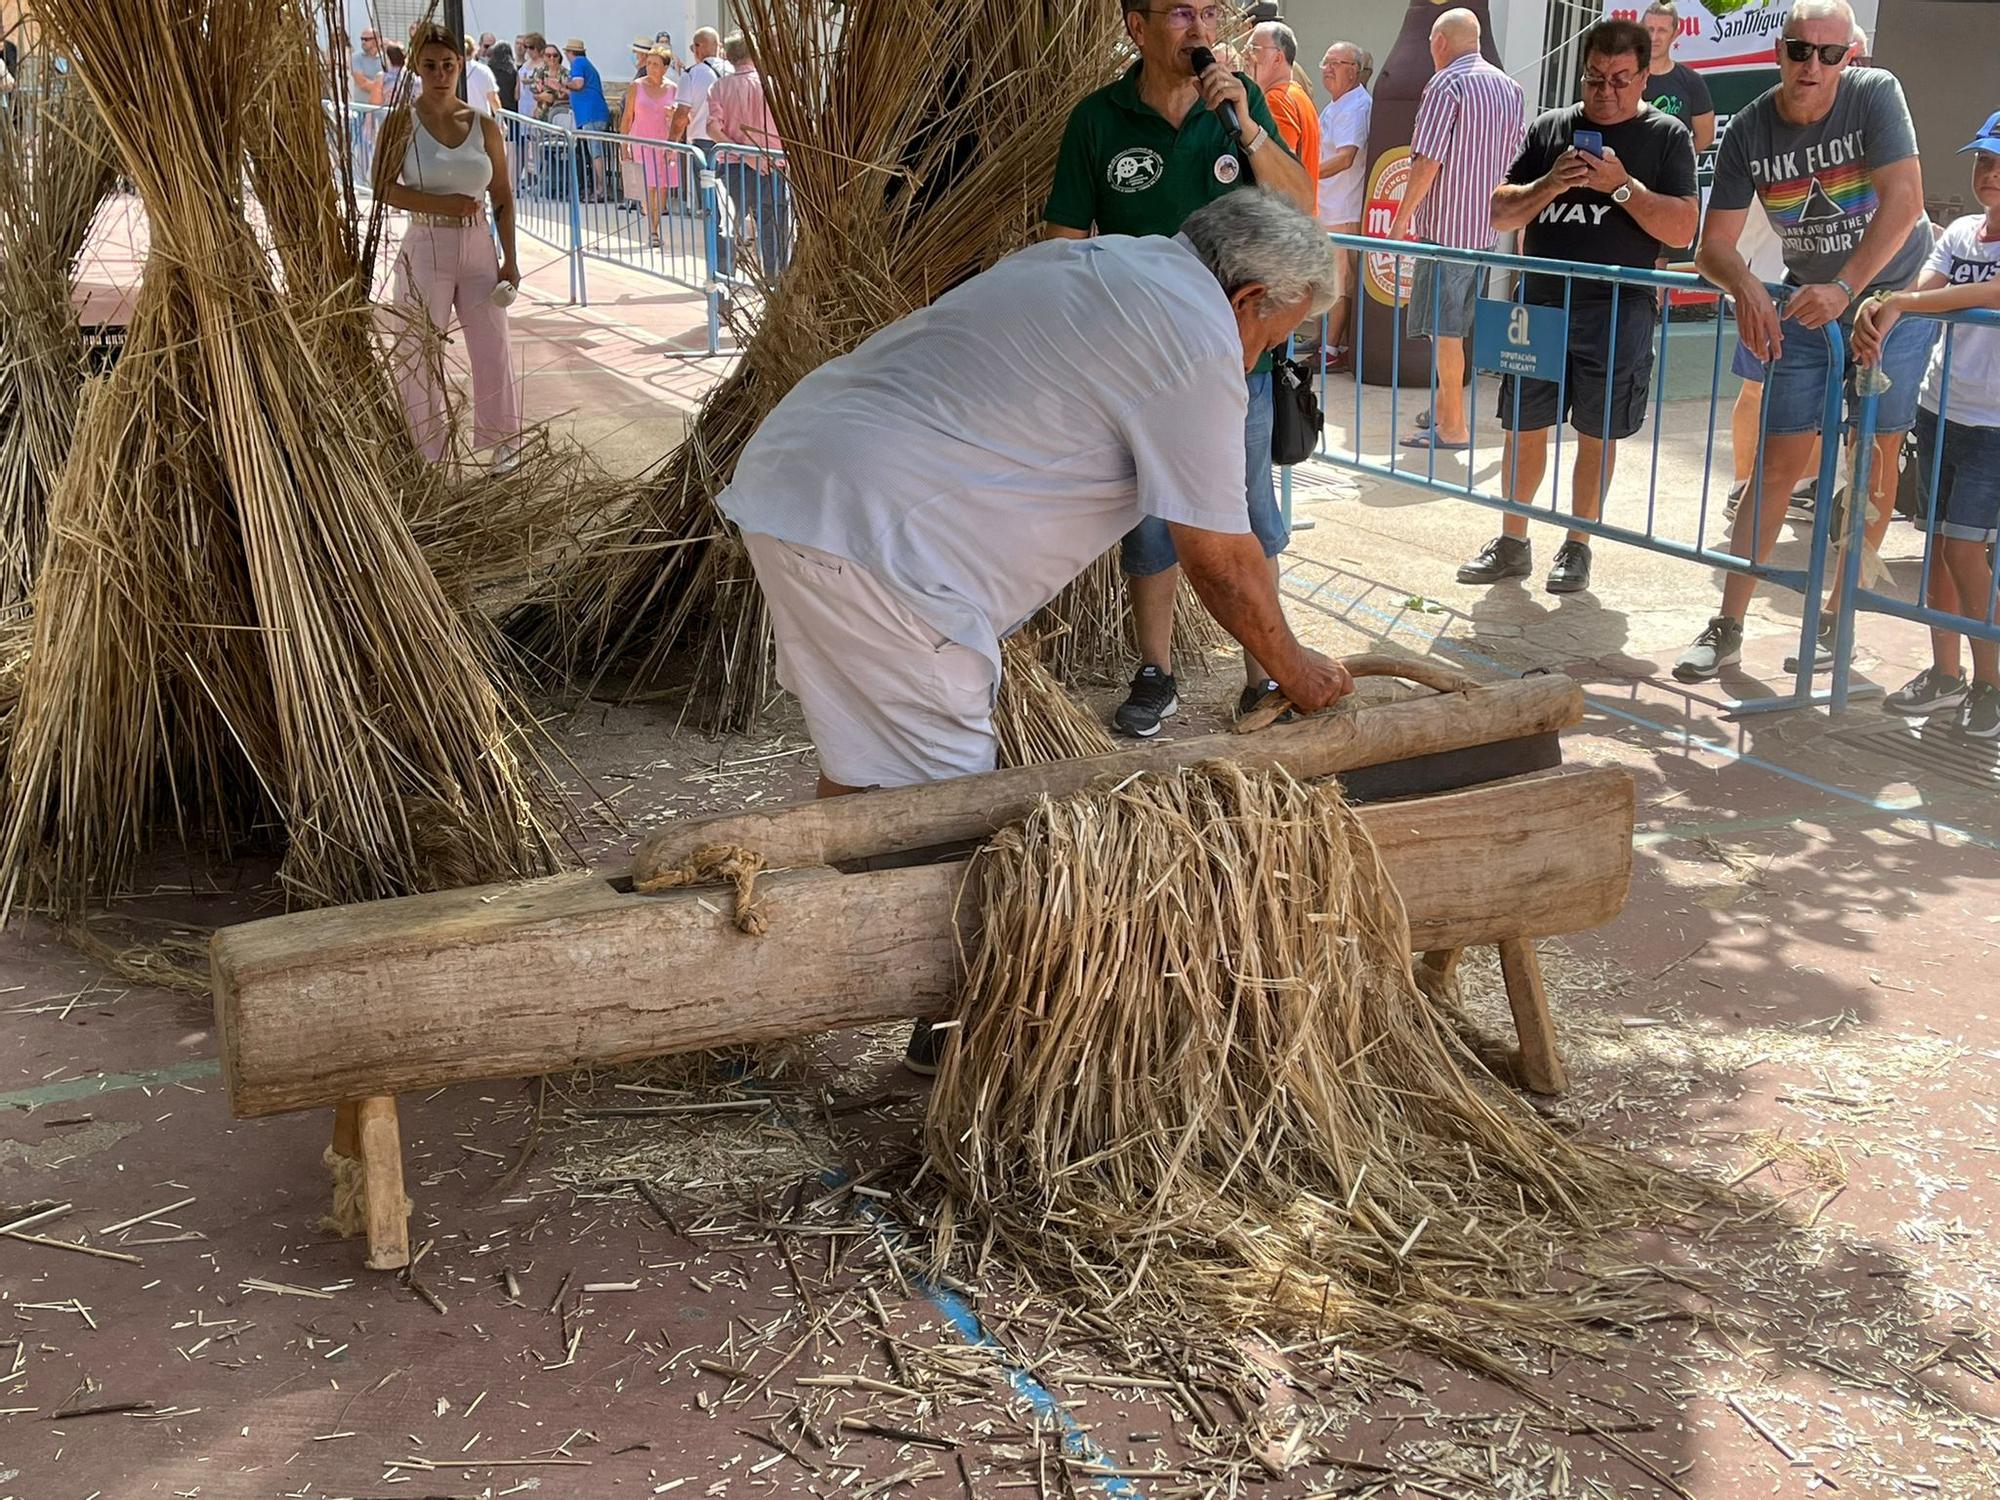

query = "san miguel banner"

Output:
[[1605, 0, 1880, 87]]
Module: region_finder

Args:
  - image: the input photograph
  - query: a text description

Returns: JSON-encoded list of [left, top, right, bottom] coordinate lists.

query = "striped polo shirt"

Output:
[[1409, 52, 1525, 250]]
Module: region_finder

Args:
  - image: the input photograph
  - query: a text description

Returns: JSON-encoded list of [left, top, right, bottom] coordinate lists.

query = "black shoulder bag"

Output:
[[1270, 349, 1323, 466]]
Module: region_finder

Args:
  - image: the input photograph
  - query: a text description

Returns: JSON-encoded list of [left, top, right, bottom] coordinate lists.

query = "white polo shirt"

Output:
[[718, 234, 1250, 676], [1317, 87, 1372, 227]]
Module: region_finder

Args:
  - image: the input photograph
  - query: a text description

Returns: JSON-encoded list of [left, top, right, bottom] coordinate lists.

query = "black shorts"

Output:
[[1496, 292, 1657, 441]]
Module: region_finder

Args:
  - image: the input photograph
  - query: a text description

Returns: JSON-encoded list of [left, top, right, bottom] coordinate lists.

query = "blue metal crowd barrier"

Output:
[[1835, 305, 2000, 712], [707, 143, 794, 295], [343, 101, 770, 354], [1307, 233, 1855, 715]]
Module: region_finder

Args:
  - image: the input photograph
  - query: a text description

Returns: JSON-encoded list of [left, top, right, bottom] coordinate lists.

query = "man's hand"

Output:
[[1787, 282, 1850, 332], [1851, 293, 1901, 365], [1734, 281, 1785, 363], [1196, 57, 1251, 137], [1540, 148, 1592, 196], [1575, 146, 1629, 194], [1387, 207, 1416, 241], [1274, 648, 1354, 714]]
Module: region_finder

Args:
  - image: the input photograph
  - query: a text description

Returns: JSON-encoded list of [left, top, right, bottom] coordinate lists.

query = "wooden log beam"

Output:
[[631, 673, 1583, 880], [212, 765, 1631, 1118]]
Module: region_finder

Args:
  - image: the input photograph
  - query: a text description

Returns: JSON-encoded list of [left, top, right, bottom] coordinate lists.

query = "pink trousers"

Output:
[[393, 219, 521, 461]]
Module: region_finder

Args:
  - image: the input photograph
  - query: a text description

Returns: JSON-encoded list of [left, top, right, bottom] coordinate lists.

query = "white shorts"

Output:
[[742, 532, 998, 789]]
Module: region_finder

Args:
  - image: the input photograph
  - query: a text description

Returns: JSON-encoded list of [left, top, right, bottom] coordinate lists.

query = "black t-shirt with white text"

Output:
[[1643, 63, 1713, 128], [1507, 103, 1698, 303]]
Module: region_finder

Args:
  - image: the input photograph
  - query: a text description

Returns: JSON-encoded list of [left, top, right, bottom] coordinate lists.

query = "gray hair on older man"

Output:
[[1180, 190, 1339, 317]]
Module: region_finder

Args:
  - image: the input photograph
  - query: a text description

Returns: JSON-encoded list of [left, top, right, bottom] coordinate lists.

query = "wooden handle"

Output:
[[1232, 654, 1480, 735]]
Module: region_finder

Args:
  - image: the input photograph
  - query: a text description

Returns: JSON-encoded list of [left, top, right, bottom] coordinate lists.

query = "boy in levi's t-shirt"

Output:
[[1854, 110, 2000, 740]]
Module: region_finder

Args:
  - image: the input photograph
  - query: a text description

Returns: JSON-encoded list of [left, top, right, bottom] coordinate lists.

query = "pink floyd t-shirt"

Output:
[[1708, 67, 1930, 294]]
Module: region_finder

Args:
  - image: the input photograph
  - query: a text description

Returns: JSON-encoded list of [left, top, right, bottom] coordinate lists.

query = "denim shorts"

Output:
[[1915, 406, 2000, 544], [1763, 307, 1937, 436], [1497, 292, 1657, 440], [1121, 370, 1284, 577], [1408, 254, 1484, 340]]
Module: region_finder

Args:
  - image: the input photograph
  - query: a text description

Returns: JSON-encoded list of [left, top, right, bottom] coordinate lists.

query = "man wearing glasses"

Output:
[[1045, 0, 1316, 738], [1673, 0, 1931, 683], [1316, 43, 1374, 373], [1454, 18, 1697, 596]]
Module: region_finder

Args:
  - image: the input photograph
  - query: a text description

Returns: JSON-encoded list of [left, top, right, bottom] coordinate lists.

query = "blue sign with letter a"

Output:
[[1472, 298, 1566, 383]]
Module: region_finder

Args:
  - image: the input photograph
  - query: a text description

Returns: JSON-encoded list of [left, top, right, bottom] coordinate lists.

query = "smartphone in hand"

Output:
[[1573, 128, 1605, 156]]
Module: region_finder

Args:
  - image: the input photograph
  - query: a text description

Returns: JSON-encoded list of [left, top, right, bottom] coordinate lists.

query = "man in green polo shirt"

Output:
[[1046, 0, 1316, 737]]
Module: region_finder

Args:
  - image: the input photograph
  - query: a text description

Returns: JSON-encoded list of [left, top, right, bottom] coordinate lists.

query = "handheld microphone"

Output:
[[1186, 46, 1243, 140]]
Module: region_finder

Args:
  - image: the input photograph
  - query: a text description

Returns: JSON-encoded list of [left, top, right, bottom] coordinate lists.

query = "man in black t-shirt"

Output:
[[1456, 18, 1699, 595], [1642, 1, 1714, 153]]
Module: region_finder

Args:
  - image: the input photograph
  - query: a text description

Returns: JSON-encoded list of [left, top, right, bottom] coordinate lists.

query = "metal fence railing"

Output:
[[1304, 233, 1850, 715], [342, 101, 787, 355], [707, 142, 793, 294]]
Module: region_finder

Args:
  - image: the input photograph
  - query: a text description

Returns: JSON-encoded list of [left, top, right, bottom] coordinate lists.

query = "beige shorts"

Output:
[[742, 532, 998, 789]]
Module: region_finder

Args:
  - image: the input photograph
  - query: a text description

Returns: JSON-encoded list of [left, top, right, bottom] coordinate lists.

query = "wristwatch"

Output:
[[1241, 125, 1267, 154], [1610, 182, 1633, 204]]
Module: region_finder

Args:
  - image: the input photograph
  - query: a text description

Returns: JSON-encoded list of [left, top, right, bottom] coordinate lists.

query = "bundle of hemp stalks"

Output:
[[0, 58, 117, 609], [0, 0, 566, 916], [514, 0, 1208, 741], [923, 761, 1717, 1375]]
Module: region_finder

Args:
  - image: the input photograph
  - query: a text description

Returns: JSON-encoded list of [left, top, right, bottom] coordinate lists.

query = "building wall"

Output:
[[1267, 0, 1548, 110], [1872, 0, 2000, 222]]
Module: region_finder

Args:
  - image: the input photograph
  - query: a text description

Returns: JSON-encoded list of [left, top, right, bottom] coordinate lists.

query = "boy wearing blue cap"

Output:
[[1854, 109, 2000, 739]]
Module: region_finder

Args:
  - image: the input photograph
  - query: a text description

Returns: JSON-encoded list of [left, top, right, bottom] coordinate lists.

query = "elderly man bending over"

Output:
[[719, 192, 1350, 1063]]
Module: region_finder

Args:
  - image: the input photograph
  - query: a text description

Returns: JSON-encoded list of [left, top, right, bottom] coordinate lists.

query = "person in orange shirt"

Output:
[[1247, 21, 1318, 219]]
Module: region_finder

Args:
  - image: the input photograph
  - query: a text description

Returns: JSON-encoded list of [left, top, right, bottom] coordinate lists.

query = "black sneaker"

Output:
[[1961, 681, 2000, 741], [1782, 622, 1836, 676], [903, 1021, 945, 1077], [1673, 615, 1743, 682], [1113, 665, 1178, 738], [1723, 480, 1746, 523], [1787, 487, 1818, 524], [1545, 540, 1592, 595], [1236, 678, 1292, 722], [1883, 666, 1970, 717], [1457, 535, 1532, 584]]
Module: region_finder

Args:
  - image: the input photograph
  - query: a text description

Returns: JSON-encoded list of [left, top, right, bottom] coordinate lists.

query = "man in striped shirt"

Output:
[[1387, 9, 1524, 451]]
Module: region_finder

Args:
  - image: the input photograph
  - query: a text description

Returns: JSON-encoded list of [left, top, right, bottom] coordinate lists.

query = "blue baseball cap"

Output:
[[1962, 109, 2000, 156]]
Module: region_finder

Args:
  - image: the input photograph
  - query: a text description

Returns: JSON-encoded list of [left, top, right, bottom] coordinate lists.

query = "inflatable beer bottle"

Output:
[[1358, 0, 1505, 386]]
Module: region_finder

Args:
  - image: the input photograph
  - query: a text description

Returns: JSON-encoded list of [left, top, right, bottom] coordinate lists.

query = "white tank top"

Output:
[[402, 112, 492, 198]]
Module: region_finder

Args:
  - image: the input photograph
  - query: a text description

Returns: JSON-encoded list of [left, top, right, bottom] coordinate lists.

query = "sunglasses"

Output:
[[1782, 38, 1851, 65]]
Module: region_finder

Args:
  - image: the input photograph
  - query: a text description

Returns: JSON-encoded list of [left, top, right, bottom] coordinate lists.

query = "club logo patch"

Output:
[[1213, 153, 1241, 184], [1107, 147, 1164, 193]]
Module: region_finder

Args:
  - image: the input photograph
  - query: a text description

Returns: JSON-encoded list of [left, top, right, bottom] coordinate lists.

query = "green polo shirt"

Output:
[[1046, 60, 1290, 372], [1045, 60, 1287, 238]]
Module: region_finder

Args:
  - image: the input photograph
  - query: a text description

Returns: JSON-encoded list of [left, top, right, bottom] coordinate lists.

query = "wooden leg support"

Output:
[[328, 1098, 411, 1270], [1496, 938, 1567, 1096], [1419, 947, 1464, 985], [356, 1096, 411, 1270]]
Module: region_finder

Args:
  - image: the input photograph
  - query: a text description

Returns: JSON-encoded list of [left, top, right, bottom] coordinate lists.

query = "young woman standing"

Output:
[[373, 23, 521, 463]]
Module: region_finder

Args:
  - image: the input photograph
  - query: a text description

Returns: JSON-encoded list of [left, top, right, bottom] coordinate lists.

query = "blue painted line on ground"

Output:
[[820, 1171, 1145, 1499], [0, 1057, 220, 1112], [1277, 560, 2000, 854]]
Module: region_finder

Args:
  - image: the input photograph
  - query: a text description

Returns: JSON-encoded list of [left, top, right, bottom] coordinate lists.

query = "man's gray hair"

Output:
[[1254, 20, 1298, 66], [1181, 191, 1339, 316], [693, 26, 720, 47], [1786, 0, 1856, 32]]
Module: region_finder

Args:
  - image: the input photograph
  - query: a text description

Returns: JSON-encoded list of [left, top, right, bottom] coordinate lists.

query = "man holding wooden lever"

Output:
[[718, 192, 1351, 1062]]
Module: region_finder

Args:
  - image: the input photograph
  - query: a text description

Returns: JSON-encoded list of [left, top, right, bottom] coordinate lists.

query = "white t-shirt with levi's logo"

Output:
[[1919, 214, 2000, 428]]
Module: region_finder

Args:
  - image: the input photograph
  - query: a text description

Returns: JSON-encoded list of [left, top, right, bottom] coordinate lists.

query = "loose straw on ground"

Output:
[[924, 760, 1719, 1380]]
